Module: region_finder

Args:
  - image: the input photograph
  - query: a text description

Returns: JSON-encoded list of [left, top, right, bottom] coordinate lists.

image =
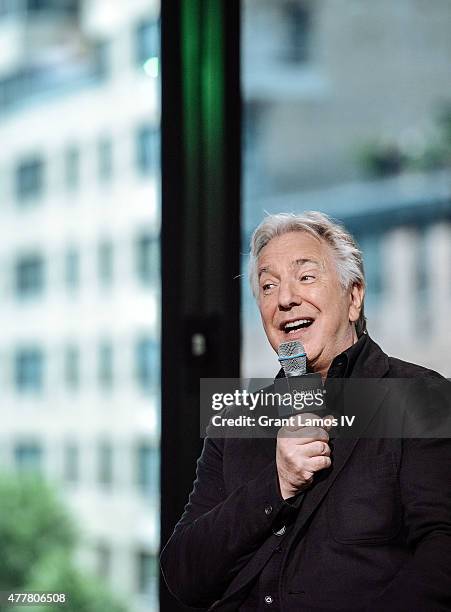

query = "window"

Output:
[[16, 156, 44, 201], [98, 340, 113, 389], [15, 348, 44, 393], [135, 338, 158, 392], [137, 551, 158, 596], [136, 125, 160, 175], [14, 442, 42, 472], [416, 228, 429, 301], [97, 440, 113, 487], [136, 443, 159, 497], [26, 0, 78, 14], [65, 146, 80, 190], [359, 234, 383, 303], [15, 253, 45, 298], [415, 227, 430, 331], [0, 0, 17, 17], [64, 345, 80, 389], [63, 441, 79, 483], [135, 20, 160, 64], [136, 234, 159, 285], [98, 240, 114, 287], [98, 137, 113, 182], [64, 247, 80, 290], [280, 0, 311, 64], [97, 542, 111, 579]]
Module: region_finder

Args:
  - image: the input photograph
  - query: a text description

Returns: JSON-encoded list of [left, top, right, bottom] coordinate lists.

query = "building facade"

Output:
[[0, 1, 160, 610]]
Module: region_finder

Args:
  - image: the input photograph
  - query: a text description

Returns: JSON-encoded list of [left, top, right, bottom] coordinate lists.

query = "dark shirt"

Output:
[[239, 334, 369, 610]]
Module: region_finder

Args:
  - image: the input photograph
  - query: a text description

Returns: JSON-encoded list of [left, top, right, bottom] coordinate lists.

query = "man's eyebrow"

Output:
[[258, 259, 321, 277], [293, 258, 320, 267]]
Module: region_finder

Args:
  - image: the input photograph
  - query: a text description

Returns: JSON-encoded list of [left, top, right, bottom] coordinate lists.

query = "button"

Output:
[[272, 524, 286, 536], [264, 595, 273, 605], [264, 504, 273, 516]]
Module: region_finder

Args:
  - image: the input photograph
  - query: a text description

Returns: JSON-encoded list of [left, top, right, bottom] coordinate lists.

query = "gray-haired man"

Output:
[[161, 212, 451, 611]]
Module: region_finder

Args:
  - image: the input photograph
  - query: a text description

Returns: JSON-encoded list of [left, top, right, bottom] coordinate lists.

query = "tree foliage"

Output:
[[0, 472, 128, 612]]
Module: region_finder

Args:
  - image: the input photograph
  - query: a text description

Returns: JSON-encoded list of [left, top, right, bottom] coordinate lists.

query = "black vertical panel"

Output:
[[160, 1, 241, 609]]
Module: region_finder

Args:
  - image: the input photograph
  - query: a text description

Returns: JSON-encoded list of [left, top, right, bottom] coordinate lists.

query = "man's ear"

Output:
[[348, 282, 364, 323]]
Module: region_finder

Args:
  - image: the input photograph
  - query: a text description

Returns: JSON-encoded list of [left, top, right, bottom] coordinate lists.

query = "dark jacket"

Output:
[[160, 336, 451, 611]]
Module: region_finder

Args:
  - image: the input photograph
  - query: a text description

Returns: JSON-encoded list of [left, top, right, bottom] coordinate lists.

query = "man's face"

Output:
[[257, 231, 363, 374]]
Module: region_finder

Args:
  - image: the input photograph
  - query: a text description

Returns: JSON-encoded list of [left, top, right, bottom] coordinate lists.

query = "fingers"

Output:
[[304, 454, 332, 472], [302, 440, 331, 457], [282, 412, 324, 431], [279, 426, 330, 442], [321, 415, 336, 432], [281, 413, 336, 435]]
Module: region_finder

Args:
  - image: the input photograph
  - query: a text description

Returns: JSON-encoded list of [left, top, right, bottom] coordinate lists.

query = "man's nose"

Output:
[[278, 279, 302, 310]]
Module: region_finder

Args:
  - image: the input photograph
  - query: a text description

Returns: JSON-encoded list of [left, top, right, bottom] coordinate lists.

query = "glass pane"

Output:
[[0, 2, 161, 611], [242, 0, 451, 377]]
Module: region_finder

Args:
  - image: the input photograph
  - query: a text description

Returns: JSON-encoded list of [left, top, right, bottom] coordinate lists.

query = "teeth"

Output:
[[285, 319, 311, 329]]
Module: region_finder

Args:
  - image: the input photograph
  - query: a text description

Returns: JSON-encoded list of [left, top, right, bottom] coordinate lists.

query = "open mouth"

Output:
[[281, 318, 314, 335]]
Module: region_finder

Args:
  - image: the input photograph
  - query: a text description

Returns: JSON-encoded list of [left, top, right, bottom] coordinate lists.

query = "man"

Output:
[[160, 212, 451, 611]]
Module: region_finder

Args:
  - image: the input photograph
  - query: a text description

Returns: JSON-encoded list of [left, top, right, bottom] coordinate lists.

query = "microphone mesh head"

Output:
[[278, 340, 306, 377]]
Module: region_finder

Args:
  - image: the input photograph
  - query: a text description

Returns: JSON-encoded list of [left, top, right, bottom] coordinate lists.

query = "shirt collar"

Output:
[[276, 332, 369, 379], [326, 332, 369, 378]]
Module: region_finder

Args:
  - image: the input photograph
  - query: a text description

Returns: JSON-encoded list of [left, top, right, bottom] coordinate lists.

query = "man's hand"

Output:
[[276, 413, 333, 500]]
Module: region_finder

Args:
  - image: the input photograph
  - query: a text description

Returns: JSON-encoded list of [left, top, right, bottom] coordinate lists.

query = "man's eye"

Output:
[[262, 283, 275, 292], [300, 275, 315, 282]]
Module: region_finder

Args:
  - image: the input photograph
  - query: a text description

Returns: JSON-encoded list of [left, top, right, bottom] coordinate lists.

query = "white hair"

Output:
[[249, 211, 367, 335]]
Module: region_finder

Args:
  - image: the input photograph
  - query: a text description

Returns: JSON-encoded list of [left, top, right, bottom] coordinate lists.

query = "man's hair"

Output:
[[249, 211, 367, 336]]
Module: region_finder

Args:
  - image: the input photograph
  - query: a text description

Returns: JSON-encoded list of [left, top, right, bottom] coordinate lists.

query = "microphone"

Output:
[[275, 340, 325, 418]]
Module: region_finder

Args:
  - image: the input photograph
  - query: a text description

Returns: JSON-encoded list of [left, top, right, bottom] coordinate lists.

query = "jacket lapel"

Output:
[[292, 335, 391, 531], [293, 378, 390, 532]]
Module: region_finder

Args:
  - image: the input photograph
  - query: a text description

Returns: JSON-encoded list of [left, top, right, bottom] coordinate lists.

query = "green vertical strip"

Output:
[[203, 0, 226, 314], [204, 0, 224, 150], [181, 0, 202, 170], [181, 0, 201, 187], [180, 0, 227, 310], [181, 0, 203, 311], [204, 0, 225, 187]]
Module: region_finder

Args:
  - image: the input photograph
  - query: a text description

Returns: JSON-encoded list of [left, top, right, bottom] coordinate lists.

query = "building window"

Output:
[[135, 338, 158, 392], [280, 0, 311, 64], [14, 442, 42, 472], [15, 253, 45, 298], [98, 340, 113, 389], [136, 443, 159, 497], [97, 440, 113, 487], [26, 0, 78, 14], [359, 234, 382, 303], [15, 348, 44, 393], [98, 240, 114, 287], [136, 126, 160, 175], [64, 247, 80, 290], [416, 228, 429, 302], [135, 19, 160, 64], [16, 156, 44, 201], [65, 146, 80, 190], [137, 551, 158, 596], [64, 345, 80, 390], [63, 441, 79, 483], [96, 542, 111, 580], [0, 0, 18, 17], [136, 233, 159, 285], [98, 137, 113, 182]]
